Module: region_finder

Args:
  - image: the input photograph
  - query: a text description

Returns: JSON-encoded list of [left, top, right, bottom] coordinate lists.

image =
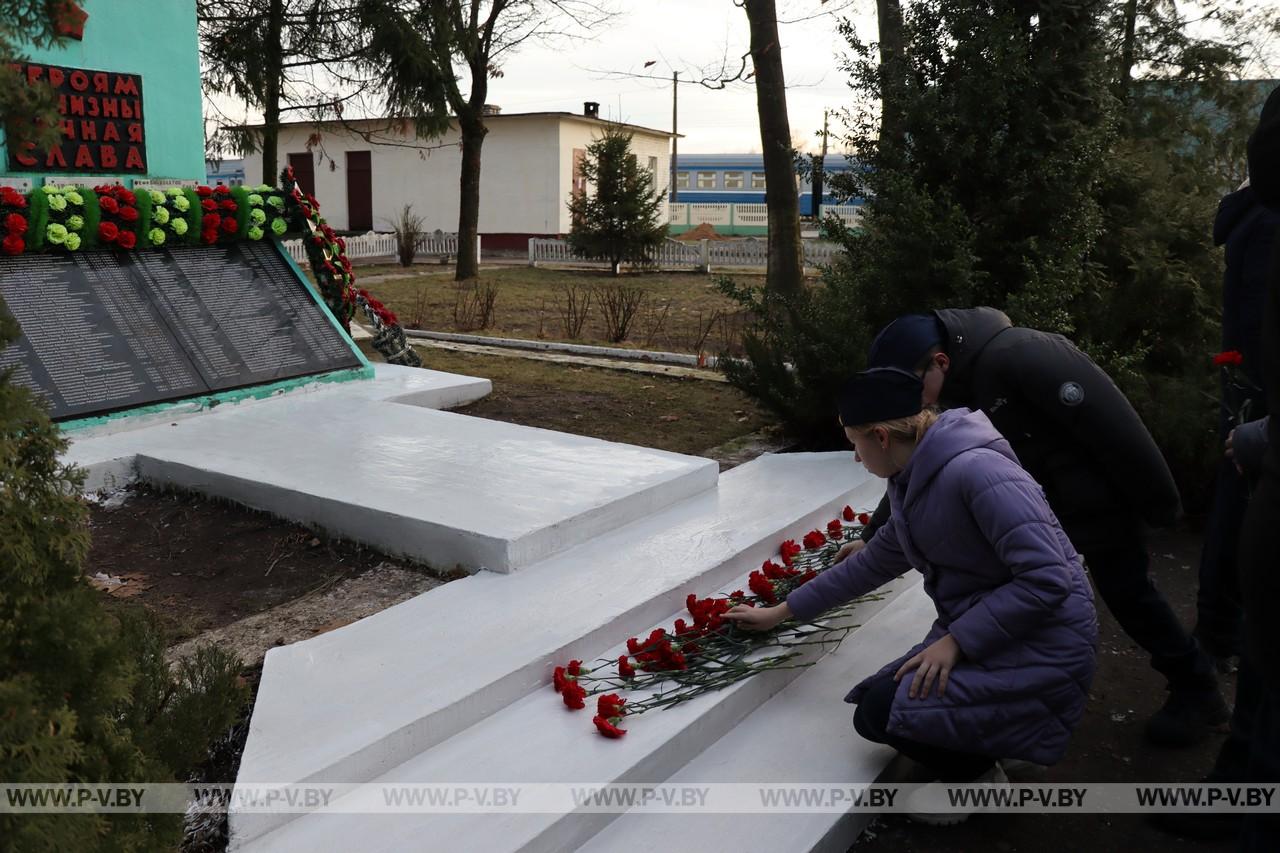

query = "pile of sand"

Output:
[[673, 222, 731, 241]]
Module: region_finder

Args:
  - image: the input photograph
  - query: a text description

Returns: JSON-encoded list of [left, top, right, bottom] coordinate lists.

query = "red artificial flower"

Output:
[[300, 204, 313, 219], [596, 694, 626, 718], [201, 228, 219, 244], [1, 234, 23, 255], [618, 655, 636, 679], [312, 235, 326, 247], [5, 213, 27, 235], [802, 530, 826, 550], [117, 230, 136, 250], [201, 199, 217, 212], [221, 216, 238, 234], [221, 200, 238, 212], [336, 236, 347, 251], [201, 213, 220, 230], [119, 205, 138, 223], [552, 666, 567, 693], [593, 715, 626, 738], [827, 519, 843, 538], [98, 195, 119, 214], [842, 505, 856, 521], [562, 681, 587, 710], [118, 189, 136, 205], [1213, 350, 1244, 367], [567, 660, 582, 677], [98, 221, 119, 242], [196, 186, 213, 198]]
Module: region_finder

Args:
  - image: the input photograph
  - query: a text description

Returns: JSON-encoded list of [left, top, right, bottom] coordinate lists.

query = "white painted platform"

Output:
[[230, 453, 895, 850], [66, 365, 717, 572]]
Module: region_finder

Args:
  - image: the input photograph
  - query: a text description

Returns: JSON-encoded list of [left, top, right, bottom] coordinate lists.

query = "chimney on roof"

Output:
[[482, 104, 502, 115], [583, 101, 600, 118]]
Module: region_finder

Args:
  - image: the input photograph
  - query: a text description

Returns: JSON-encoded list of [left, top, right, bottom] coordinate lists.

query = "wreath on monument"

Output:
[[0, 179, 422, 366], [554, 507, 877, 738]]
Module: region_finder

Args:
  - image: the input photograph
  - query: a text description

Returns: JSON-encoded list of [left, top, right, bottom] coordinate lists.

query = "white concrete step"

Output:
[[230, 452, 886, 848], [67, 370, 718, 573], [577, 580, 934, 853], [238, 558, 925, 853]]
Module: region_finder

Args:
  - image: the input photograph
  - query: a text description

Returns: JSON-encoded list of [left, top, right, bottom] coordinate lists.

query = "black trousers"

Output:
[[1195, 456, 1247, 656], [1080, 528, 1216, 692], [852, 673, 995, 782]]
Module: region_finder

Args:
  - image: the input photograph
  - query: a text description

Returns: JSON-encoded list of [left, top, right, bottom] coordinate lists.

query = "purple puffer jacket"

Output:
[[787, 408, 1098, 765]]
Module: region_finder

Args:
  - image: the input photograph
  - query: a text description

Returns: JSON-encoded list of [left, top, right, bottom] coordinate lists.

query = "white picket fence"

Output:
[[818, 204, 865, 229], [528, 237, 843, 271], [281, 231, 477, 265], [666, 201, 862, 231]]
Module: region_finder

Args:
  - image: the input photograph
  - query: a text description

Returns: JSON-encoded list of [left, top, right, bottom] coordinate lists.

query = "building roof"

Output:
[[237, 112, 678, 139]]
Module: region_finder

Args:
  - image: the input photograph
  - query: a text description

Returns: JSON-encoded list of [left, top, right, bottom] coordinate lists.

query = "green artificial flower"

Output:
[[247, 225, 264, 241], [248, 193, 264, 206], [256, 184, 272, 192], [64, 190, 83, 205], [65, 232, 81, 251], [249, 208, 266, 225], [153, 206, 170, 225], [167, 187, 184, 198], [172, 195, 190, 212], [66, 214, 84, 232], [48, 194, 67, 212], [41, 185, 59, 195], [267, 195, 285, 210], [270, 217, 287, 235], [171, 217, 188, 236], [149, 228, 166, 246], [150, 190, 165, 204], [46, 223, 67, 244]]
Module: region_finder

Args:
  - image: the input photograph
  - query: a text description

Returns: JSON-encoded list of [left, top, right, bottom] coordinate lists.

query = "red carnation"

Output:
[[858, 513, 870, 525], [98, 195, 119, 214], [201, 228, 219, 244], [221, 199, 238, 212], [596, 693, 626, 719], [5, 213, 26, 234], [117, 230, 137, 250], [567, 660, 582, 677], [221, 216, 239, 234], [593, 715, 627, 738], [827, 519, 843, 538], [626, 637, 641, 654], [552, 666, 567, 693], [562, 681, 587, 710], [197, 186, 213, 197], [118, 189, 136, 205], [202, 199, 217, 212], [1, 234, 23, 255], [802, 530, 826, 550], [1213, 350, 1244, 367], [119, 205, 138, 223], [98, 221, 119, 242], [748, 570, 777, 604], [762, 560, 786, 580], [618, 655, 636, 679], [842, 505, 855, 521]]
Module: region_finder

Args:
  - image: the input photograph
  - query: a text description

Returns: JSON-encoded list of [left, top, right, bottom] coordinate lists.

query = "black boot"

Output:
[[1145, 686, 1231, 747]]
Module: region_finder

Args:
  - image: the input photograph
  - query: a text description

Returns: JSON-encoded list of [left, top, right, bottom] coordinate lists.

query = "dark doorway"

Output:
[[287, 152, 315, 198], [346, 151, 373, 232]]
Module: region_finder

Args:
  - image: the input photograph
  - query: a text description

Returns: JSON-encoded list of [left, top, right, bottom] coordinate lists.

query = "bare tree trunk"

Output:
[[744, 0, 803, 296], [876, 0, 906, 155], [1117, 0, 1139, 103], [456, 114, 485, 280], [261, 0, 284, 183]]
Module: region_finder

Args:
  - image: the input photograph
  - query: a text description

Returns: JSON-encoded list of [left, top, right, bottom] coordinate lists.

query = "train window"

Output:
[[676, 171, 690, 188], [751, 172, 766, 189], [696, 171, 716, 188], [723, 171, 744, 189]]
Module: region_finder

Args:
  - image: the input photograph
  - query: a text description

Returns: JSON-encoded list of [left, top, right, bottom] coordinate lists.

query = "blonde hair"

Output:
[[853, 407, 940, 446]]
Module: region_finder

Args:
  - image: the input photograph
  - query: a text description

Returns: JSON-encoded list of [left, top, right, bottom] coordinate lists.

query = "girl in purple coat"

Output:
[[727, 367, 1097, 791]]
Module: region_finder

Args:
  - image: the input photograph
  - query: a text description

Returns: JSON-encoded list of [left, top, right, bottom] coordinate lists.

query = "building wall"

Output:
[[554, 120, 671, 234], [245, 116, 671, 238], [0, 0, 204, 184]]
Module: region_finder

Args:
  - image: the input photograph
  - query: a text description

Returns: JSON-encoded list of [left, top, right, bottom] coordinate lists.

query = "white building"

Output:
[[239, 104, 674, 249]]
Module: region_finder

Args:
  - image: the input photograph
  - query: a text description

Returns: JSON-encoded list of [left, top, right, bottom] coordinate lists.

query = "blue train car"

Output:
[[672, 152, 861, 210]]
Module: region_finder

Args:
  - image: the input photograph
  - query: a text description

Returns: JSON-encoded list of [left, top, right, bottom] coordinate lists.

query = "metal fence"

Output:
[[528, 237, 843, 271], [281, 231, 477, 265]]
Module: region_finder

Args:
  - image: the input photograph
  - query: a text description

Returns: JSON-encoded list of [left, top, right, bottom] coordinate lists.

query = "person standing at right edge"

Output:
[[860, 310, 1227, 747]]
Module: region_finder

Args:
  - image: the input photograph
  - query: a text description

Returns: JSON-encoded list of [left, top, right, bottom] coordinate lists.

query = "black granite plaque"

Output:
[[0, 241, 362, 420]]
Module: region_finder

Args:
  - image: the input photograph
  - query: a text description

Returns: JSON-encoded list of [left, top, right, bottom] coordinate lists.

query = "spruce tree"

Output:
[[566, 126, 666, 276]]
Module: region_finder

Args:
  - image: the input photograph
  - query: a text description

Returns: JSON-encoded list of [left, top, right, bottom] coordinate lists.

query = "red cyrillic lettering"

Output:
[[68, 96, 84, 116], [92, 72, 108, 93], [74, 144, 94, 169], [48, 67, 65, 88], [100, 146, 118, 169], [102, 123, 120, 142], [79, 121, 96, 141], [127, 123, 143, 143], [124, 147, 144, 170], [101, 98, 117, 118], [114, 76, 139, 97], [69, 69, 88, 91]]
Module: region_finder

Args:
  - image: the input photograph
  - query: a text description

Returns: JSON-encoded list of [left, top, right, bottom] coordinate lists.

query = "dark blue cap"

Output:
[[836, 366, 924, 427], [867, 314, 943, 371]]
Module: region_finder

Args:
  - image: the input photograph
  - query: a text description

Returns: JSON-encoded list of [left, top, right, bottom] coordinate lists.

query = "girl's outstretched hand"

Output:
[[834, 539, 866, 562], [724, 602, 792, 632], [894, 633, 963, 700]]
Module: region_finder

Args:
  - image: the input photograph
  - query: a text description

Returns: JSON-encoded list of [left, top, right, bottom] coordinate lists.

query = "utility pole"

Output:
[[812, 109, 828, 219], [670, 70, 679, 204]]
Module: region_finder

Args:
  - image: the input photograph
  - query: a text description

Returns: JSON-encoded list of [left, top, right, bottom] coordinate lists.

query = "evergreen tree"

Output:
[[0, 301, 247, 851], [566, 126, 666, 276], [0, 1, 74, 154]]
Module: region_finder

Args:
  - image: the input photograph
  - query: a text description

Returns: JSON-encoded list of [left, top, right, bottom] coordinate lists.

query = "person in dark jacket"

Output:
[[725, 368, 1097, 823], [856, 308, 1226, 747]]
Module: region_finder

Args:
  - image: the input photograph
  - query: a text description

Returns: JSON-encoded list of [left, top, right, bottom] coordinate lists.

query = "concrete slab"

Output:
[[239, 569, 925, 853], [230, 453, 885, 848], [577, 581, 935, 853]]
